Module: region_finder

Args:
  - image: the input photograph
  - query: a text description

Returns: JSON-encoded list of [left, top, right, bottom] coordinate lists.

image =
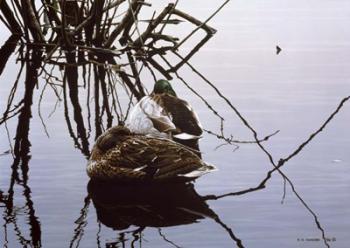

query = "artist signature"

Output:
[[297, 237, 336, 242]]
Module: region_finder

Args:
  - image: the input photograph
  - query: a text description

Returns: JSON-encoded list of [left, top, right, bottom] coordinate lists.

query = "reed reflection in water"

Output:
[[0, 40, 42, 248]]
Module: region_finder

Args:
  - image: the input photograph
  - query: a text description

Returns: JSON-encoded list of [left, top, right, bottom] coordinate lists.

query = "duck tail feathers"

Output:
[[179, 163, 217, 179]]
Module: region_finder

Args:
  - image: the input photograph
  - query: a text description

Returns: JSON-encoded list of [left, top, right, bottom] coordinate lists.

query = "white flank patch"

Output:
[[173, 133, 202, 140]]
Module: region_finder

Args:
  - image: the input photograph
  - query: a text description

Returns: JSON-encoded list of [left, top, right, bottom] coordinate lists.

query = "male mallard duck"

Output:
[[87, 126, 215, 182], [125, 79, 202, 152]]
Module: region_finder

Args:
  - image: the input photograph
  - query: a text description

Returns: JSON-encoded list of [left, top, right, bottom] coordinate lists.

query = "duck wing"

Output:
[[158, 94, 202, 137], [89, 136, 214, 181]]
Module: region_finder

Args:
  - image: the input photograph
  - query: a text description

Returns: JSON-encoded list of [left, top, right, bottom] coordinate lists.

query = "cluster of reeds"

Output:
[[0, 0, 216, 94], [0, 0, 222, 155]]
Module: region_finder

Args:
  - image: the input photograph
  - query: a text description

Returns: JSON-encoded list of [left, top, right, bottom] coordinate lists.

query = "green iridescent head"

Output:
[[153, 79, 177, 97]]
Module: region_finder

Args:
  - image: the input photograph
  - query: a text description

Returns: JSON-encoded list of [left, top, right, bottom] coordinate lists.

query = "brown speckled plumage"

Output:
[[87, 126, 215, 182]]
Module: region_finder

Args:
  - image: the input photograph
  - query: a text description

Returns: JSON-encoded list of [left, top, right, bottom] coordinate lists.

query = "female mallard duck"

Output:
[[125, 79, 202, 152], [87, 126, 215, 182]]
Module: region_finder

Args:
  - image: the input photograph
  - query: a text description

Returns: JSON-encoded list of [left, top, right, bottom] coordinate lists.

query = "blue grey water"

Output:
[[1, 1, 350, 247]]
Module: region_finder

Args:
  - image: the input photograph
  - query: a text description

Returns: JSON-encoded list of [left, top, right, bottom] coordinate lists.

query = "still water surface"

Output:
[[1, 1, 350, 247]]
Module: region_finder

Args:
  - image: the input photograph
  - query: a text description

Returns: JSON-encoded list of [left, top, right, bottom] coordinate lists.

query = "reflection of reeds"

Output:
[[69, 196, 91, 248], [0, 48, 42, 247], [65, 51, 90, 156]]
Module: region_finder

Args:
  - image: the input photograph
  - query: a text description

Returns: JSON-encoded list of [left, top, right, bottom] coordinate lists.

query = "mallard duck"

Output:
[[125, 79, 202, 152], [87, 126, 215, 182]]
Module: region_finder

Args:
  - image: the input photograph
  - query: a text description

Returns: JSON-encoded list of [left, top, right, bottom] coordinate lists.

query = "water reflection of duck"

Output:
[[87, 180, 217, 229], [126, 79, 203, 152], [87, 126, 215, 182]]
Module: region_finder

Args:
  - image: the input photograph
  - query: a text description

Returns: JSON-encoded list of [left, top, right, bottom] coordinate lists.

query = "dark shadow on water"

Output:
[[76, 180, 244, 248], [88, 180, 216, 229]]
